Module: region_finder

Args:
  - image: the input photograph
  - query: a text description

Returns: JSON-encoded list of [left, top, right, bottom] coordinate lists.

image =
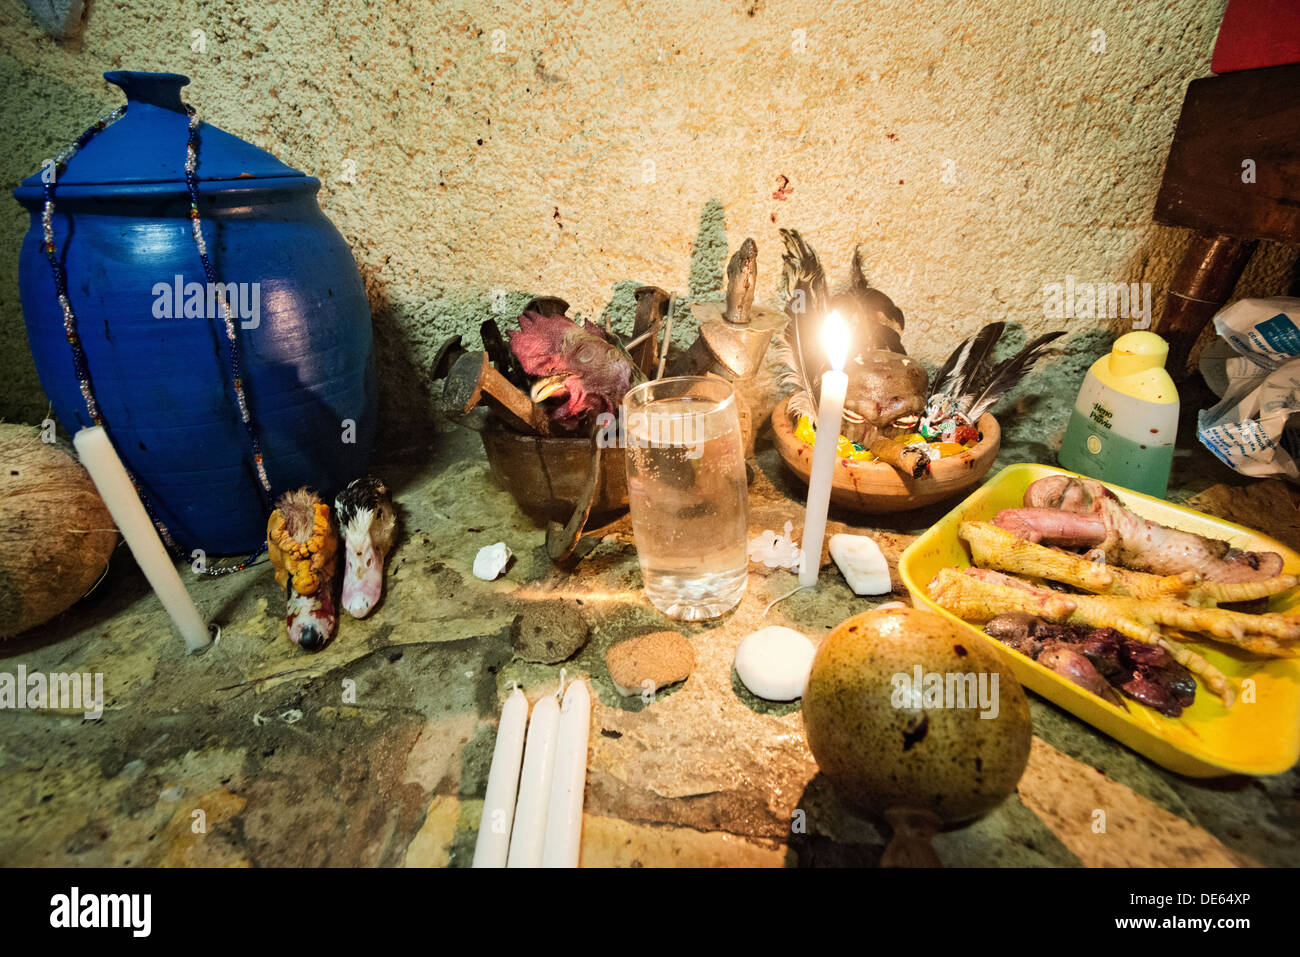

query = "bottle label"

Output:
[[1086, 401, 1113, 430], [1059, 408, 1173, 497]]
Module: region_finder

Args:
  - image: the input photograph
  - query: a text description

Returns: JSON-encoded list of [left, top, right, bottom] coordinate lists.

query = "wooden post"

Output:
[[1158, 233, 1257, 379]]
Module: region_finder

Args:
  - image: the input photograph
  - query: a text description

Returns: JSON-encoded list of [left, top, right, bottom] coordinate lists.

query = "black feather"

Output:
[[779, 228, 829, 322], [930, 322, 1005, 409], [779, 229, 832, 419], [849, 245, 905, 333], [928, 337, 971, 400], [779, 318, 824, 421], [849, 245, 869, 296], [771, 338, 817, 422], [966, 331, 1065, 420]]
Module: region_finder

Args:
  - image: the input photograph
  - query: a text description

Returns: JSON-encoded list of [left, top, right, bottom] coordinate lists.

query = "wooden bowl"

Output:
[[481, 428, 628, 523], [770, 397, 1001, 513]]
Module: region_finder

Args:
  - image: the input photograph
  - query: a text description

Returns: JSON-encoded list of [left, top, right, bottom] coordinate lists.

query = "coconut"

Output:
[[0, 424, 118, 638]]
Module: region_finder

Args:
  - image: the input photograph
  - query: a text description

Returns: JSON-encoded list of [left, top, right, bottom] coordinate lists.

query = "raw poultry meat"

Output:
[[927, 566, 1233, 703], [960, 519, 1297, 607], [993, 507, 1105, 548], [985, 613, 1196, 716], [994, 475, 1284, 584], [1036, 643, 1125, 706]]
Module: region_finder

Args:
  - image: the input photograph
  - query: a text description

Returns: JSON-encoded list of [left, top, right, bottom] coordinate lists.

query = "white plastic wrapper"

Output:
[[1197, 297, 1300, 481]]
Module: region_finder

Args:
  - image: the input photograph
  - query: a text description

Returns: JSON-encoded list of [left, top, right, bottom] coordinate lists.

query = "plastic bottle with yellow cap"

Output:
[[1058, 330, 1179, 497]]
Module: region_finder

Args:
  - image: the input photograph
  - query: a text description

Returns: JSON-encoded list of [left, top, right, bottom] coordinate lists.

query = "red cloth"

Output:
[[1212, 0, 1300, 73]]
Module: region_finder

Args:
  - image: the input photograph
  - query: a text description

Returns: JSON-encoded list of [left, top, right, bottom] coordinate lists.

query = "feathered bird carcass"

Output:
[[266, 488, 339, 651], [509, 308, 647, 431], [433, 297, 636, 527], [334, 477, 397, 618]]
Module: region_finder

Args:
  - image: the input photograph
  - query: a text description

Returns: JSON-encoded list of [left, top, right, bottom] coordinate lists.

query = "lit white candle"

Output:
[[542, 678, 591, 868], [506, 690, 560, 868], [72, 426, 210, 652], [799, 311, 850, 587], [471, 684, 528, 868]]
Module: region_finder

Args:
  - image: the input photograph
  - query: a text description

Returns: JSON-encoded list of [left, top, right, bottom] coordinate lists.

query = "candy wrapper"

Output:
[[1197, 297, 1300, 481]]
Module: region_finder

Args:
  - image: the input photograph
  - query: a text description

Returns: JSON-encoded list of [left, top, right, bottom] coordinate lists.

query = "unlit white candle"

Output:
[[73, 426, 210, 652], [799, 311, 851, 587], [472, 684, 528, 868], [506, 691, 559, 868], [542, 679, 591, 868]]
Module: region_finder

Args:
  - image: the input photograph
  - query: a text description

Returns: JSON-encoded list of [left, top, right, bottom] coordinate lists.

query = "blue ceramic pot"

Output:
[[14, 72, 376, 555]]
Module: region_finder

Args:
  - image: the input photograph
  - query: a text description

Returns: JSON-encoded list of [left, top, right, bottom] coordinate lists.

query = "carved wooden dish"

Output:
[[771, 396, 1000, 513]]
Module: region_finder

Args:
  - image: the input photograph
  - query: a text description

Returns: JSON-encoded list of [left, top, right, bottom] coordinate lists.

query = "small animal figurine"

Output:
[[334, 477, 397, 619], [266, 488, 339, 651]]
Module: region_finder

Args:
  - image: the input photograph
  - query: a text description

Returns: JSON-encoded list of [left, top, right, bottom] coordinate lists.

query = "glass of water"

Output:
[[623, 376, 749, 620]]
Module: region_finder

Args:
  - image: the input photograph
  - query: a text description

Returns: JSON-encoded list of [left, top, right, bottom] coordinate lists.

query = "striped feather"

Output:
[[966, 331, 1065, 420]]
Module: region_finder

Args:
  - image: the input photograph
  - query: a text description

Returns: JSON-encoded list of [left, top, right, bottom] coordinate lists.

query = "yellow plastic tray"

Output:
[[899, 463, 1300, 777]]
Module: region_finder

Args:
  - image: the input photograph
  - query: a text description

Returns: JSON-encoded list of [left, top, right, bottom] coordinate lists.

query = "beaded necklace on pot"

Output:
[[40, 104, 270, 575]]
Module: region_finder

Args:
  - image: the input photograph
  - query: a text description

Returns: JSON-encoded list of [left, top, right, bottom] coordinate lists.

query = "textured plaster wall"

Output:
[[0, 0, 1295, 438]]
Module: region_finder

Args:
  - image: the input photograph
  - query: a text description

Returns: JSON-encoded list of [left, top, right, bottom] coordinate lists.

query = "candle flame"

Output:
[[822, 309, 850, 373]]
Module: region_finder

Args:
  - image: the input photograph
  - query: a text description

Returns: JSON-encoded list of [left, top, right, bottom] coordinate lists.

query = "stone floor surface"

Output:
[[2, 401, 1298, 867]]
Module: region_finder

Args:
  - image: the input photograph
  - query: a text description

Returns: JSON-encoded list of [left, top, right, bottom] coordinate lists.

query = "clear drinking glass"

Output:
[[623, 376, 749, 620]]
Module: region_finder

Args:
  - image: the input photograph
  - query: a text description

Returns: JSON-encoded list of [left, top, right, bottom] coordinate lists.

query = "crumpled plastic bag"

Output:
[[1197, 297, 1300, 481]]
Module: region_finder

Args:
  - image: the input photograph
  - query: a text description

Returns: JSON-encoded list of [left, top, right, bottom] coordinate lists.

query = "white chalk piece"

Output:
[[473, 541, 512, 580], [828, 533, 891, 596], [734, 626, 816, 701]]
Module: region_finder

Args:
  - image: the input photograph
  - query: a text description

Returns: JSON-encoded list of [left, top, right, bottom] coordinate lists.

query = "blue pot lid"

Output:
[[17, 72, 305, 191]]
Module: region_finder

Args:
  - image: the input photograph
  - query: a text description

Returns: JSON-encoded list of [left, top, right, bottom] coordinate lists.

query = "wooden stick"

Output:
[[546, 431, 603, 568], [631, 285, 669, 379]]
